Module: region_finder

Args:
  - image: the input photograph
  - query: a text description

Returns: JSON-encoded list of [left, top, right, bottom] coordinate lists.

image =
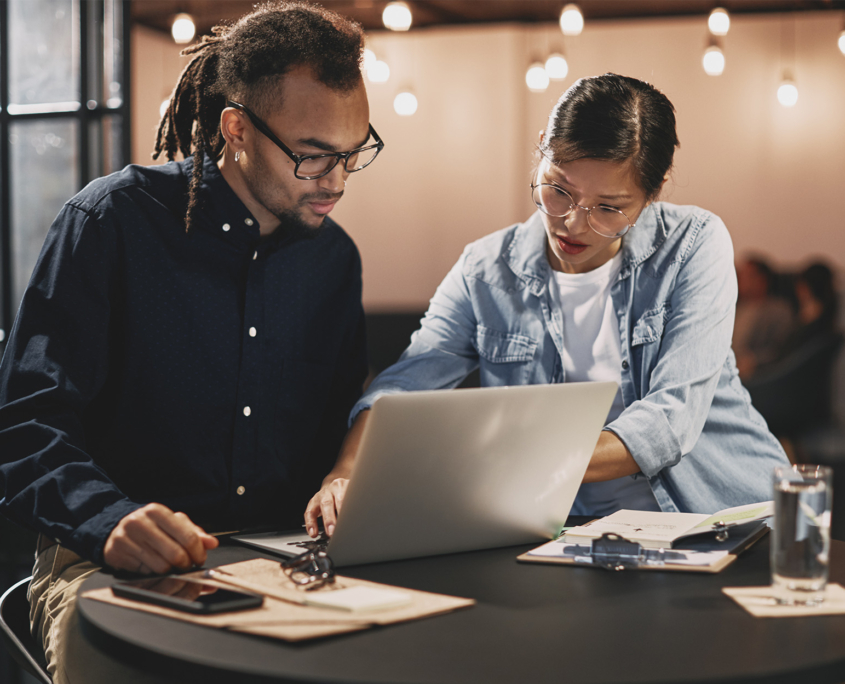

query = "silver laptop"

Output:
[[235, 381, 617, 566]]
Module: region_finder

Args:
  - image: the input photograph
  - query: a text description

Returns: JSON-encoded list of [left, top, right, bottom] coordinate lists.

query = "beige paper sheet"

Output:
[[723, 582, 845, 617], [81, 558, 475, 641]]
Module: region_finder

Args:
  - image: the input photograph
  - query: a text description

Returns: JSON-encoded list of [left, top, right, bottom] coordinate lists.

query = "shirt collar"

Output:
[[504, 204, 668, 287]]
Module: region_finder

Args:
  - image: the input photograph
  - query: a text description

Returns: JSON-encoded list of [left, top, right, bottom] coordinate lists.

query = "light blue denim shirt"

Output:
[[352, 203, 789, 514]]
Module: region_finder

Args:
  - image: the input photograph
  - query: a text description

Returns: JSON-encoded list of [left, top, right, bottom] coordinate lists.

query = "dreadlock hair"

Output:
[[153, 1, 365, 232]]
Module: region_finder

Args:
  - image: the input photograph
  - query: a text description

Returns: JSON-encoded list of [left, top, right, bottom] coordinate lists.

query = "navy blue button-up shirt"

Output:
[[0, 156, 367, 564]]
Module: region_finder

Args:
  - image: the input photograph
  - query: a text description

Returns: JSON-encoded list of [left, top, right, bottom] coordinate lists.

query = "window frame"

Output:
[[0, 0, 131, 354]]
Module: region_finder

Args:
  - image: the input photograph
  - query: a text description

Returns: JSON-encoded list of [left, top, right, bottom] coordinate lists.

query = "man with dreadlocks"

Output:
[[0, 2, 380, 680]]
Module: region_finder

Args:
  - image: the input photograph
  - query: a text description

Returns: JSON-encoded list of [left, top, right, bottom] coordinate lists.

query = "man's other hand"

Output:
[[304, 478, 348, 538], [103, 503, 218, 574]]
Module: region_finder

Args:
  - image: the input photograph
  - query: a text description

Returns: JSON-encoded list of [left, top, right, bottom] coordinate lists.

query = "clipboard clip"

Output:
[[565, 533, 685, 571], [589, 533, 652, 571]]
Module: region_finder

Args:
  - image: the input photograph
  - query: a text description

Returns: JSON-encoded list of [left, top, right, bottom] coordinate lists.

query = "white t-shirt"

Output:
[[548, 252, 660, 516]]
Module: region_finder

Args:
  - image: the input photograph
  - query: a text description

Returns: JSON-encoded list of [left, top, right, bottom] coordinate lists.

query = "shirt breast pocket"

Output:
[[631, 307, 667, 346], [630, 306, 668, 374], [473, 325, 538, 385]]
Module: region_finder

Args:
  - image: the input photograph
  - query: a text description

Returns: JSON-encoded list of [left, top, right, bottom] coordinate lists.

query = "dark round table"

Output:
[[78, 534, 845, 684]]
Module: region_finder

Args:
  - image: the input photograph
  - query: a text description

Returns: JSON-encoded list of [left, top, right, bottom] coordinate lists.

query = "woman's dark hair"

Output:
[[541, 73, 679, 200], [153, 1, 365, 232]]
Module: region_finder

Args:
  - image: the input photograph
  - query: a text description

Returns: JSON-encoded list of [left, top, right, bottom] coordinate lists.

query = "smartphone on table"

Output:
[[111, 576, 263, 614]]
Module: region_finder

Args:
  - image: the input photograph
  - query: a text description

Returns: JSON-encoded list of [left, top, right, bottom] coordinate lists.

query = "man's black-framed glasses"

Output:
[[227, 100, 384, 180]]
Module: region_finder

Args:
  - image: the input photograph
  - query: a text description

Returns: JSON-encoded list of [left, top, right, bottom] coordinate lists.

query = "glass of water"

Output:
[[771, 464, 833, 605]]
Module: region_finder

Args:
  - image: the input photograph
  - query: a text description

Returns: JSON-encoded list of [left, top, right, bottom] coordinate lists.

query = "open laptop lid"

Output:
[[327, 381, 617, 566]]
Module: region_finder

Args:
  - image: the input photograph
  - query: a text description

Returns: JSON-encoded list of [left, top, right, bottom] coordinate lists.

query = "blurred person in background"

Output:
[[744, 260, 843, 451], [785, 262, 839, 352], [732, 255, 795, 379]]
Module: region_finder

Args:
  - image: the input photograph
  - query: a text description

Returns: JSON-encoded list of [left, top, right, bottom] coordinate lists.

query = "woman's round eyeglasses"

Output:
[[227, 100, 384, 180], [530, 182, 634, 239]]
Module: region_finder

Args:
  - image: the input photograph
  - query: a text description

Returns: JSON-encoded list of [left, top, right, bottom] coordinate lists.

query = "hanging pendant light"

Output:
[[708, 8, 730, 36], [383, 2, 412, 31], [526, 62, 550, 92], [702, 44, 725, 76], [777, 76, 798, 107], [367, 60, 390, 84], [559, 4, 584, 36], [545, 53, 569, 80], [171, 13, 196, 44], [394, 91, 418, 116]]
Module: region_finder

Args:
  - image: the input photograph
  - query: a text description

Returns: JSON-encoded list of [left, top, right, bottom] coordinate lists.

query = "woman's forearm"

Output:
[[582, 430, 641, 483]]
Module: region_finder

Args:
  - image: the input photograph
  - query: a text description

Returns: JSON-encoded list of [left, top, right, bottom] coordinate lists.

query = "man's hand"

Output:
[[304, 478, 348, 538], [103, 503, 218, 574]]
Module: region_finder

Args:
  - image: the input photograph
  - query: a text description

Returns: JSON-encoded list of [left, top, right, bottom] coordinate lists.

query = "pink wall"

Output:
[[132, 12, 845, 311]]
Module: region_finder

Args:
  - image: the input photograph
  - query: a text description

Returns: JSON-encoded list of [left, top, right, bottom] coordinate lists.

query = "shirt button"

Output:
[[253, 251, 258, 260], [249, 327, 257, 337], [236, 486, 246, 496], [243, 406, 252, 416], [222, 223, 231, 232], [245, 218, 254, 226], [622, 360, 629, 370]]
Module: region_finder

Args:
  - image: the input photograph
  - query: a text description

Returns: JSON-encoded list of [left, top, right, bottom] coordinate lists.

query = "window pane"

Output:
[[9, 0, 79, 109], [89, 115, 123, 179], [10, 119, 79, 308], [104, 0, 124, 109]]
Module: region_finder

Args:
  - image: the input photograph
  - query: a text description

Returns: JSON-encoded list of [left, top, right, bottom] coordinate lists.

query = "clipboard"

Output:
[[81, 558, 474, 641], [517, 521, 769, 573]]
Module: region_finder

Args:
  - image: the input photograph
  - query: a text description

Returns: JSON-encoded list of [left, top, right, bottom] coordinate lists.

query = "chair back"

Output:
[[0, 577, 52, 683]]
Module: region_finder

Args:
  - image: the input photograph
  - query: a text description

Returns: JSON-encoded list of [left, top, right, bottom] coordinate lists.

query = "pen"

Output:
[[203, 568, 307, 606]]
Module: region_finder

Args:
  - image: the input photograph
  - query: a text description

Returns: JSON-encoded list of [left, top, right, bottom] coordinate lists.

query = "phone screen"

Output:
[[112, 577, 263, 613]]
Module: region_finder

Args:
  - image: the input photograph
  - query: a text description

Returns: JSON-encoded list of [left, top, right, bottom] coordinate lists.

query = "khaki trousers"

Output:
[[28, 540, 183, 684]]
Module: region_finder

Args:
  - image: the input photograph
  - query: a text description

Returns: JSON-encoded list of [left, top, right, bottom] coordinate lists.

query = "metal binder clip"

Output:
[[590, 533, 649, 571], [713, 521, 729, 542]]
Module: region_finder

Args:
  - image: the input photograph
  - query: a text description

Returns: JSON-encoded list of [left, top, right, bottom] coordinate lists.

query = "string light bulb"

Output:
[[171, 13, 196, 44], [777, 77, 798, 107], [559, 4, 584, 36], [708, 8, 730, 36], [394, 91, 418, 116], [838, 29, 845, 56], [367, 59, 390, 84], [702, 45, 725, 76], [526, 62, 550, 92], [545, 53, 569, 80], [382, 2, 412, 31], [362, 48, 377, 72]]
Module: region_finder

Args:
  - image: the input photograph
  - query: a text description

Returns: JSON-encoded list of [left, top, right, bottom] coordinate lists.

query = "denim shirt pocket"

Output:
[[629, 306, 668, 388], [473, 325, 538, 385], [631, 306, 668, 346]]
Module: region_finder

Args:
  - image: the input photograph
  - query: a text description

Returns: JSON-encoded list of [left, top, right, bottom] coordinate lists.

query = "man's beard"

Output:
[[277, 207, 325, 241]]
